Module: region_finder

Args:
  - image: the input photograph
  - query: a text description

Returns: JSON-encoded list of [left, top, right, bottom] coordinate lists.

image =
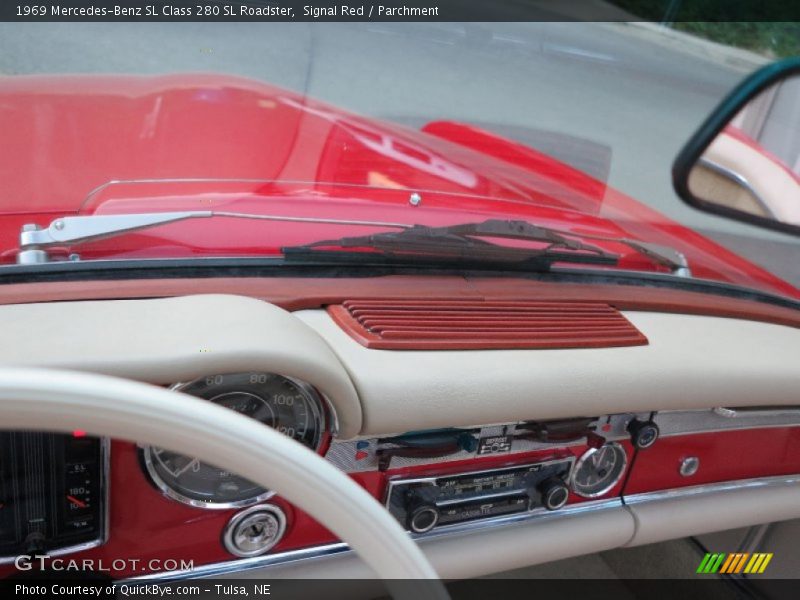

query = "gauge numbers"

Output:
[[569, 442, 627, 498], [141, 372, 325, 508]]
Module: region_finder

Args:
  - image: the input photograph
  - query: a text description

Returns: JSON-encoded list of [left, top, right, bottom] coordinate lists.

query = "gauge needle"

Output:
[[174, 458, 200, 477], [66, 495, 87, 509]]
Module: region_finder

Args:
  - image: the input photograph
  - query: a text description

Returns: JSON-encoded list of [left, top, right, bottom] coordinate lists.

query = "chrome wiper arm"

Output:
[[16, 212, 691, 278], [17, 211, 411, 264], [21, 211, 213, 246], [621, 240, 692, 278], [18, 212, 213, 264]]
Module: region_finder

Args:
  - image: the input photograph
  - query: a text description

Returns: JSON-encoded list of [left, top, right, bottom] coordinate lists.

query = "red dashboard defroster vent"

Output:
[[328, 299, 648, 350]]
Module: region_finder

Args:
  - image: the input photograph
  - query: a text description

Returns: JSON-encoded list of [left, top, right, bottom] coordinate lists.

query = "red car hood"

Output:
[[0, 73, 796, 299]]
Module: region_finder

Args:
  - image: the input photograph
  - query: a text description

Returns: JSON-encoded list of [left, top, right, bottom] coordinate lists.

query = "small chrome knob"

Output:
[[407, 502, 439, 533], [539, 477, 569, 511], [679, 456, 700, 477], [628, 418, 660, 449]]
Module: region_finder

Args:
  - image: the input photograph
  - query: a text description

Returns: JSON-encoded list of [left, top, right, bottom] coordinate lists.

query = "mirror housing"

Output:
[[673, 57, 800, 237]]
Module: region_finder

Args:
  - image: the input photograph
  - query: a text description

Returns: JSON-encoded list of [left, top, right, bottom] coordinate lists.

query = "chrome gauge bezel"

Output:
[[569, 442, 627, 499], [141, 373, 326, 509]]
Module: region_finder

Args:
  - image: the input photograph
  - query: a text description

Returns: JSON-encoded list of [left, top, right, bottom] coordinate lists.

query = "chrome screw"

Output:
[[409, 193, 422, 206], [679, 456, 700, 477]]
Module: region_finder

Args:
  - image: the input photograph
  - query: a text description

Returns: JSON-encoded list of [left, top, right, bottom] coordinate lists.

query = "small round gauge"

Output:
[[141, 372, 326, 508], [569, 442, 627, 498]]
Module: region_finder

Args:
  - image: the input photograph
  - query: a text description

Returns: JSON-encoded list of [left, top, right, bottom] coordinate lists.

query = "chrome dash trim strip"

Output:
[[655, 408, 800, 438], [125, 498, 623, 581], [624, 474, 800, 505], [126, 543, 351, 582]]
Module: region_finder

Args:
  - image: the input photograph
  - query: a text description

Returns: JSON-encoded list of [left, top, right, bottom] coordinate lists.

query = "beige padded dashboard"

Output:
[[0, 294, 799, 439], [0, 295, 364, 435], [296, 308, 800, 436]]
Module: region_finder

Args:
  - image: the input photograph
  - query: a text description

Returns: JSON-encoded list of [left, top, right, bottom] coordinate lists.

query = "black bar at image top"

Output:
[[2, 0, 800, 22]]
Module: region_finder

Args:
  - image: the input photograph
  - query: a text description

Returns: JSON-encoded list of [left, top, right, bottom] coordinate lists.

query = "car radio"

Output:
[[385, 458, 574, 534]]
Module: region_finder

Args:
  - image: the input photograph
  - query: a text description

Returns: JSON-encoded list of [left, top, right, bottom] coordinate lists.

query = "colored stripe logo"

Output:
[[697, 553, 773, 574]]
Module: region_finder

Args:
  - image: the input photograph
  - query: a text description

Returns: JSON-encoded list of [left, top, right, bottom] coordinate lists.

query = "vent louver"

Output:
[[328, 299, 648, 350]]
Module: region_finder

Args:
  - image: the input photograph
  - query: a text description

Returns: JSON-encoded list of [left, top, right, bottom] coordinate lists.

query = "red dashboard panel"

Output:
[[624, 427, 800, 495], [2, 440, 630, 579], [2, 427, 798, 579]]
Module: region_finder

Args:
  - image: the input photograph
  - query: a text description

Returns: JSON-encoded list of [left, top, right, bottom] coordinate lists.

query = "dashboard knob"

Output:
[[539, 477, 569, 511], [406, 502, 439, 533], [627, 418, 660, 449]]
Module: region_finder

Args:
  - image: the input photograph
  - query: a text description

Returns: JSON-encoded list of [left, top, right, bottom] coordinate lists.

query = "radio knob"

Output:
[[627, 418, 660, 449], [406, 502, 439, 533], [539, 478, 569, 511]]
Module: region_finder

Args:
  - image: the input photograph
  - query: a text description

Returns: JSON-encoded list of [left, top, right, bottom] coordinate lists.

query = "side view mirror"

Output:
[[673, 57, 800, 236]]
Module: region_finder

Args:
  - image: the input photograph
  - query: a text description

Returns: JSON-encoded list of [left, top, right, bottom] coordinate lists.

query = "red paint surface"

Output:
[[624, 428, 800, 494], [0, 74, 796, 298], [0, 277, 798, 329], [329, 299, 648, 350], [0, 440, 631, 578], [2, 427, 799, 578]]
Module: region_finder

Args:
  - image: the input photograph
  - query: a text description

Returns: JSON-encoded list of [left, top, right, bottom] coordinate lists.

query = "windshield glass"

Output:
[[0, 20, 798, 300]]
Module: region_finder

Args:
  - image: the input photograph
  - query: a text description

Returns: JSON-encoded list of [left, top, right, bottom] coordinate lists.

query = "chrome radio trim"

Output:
[[126, 496, 623, 582], [384, 456, 577, 532], [0, 436, 110, 565]]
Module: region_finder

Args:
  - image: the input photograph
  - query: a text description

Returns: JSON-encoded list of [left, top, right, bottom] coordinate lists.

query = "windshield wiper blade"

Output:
[[283, 219, 620, 270], [285, 218, 693, 276]]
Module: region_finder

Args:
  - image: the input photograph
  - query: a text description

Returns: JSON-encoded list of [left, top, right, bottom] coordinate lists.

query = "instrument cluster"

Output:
[[140, 372, 329, 509]]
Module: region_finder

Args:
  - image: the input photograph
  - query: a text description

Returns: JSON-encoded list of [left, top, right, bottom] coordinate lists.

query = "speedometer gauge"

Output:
[[569, 442, 627, 498], [141, 372, 326, 508]]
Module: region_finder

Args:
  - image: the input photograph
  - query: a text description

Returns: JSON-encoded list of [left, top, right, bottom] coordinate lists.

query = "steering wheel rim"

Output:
[[0, 368, 448, 599]]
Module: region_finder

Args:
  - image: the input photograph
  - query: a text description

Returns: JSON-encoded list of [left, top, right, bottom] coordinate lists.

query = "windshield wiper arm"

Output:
[[17, 212, 690, 277], [16, 211, 411, 265]]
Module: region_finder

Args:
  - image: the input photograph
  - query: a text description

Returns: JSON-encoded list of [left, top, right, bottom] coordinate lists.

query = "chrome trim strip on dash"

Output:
[[126, 497, 623, 581], [129, 474, 800, 581], [624, 474, 800, 505], [655, 408, 800, 438]]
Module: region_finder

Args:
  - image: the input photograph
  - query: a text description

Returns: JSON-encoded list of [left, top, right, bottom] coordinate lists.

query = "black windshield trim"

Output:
[[0, 257, 797, 312]]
